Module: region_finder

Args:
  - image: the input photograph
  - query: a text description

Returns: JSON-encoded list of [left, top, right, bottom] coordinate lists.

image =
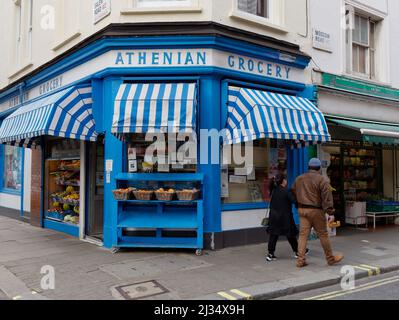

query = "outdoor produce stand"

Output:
[[112, 173, 204, 255], [366, 201, 399, 229]]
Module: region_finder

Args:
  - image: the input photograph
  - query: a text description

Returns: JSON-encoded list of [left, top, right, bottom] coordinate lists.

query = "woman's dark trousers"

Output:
[[268, 235, 298, 254]]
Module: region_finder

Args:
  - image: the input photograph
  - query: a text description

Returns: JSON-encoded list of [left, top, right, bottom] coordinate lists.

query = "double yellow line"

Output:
[[305, 275, 399, 300], [353, 264, 381, 276], [217, 289, 253, 300]]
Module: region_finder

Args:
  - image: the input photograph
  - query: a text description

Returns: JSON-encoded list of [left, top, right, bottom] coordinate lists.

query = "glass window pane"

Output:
[[360, 16, 369, 45], [352, 44, 359, 73], [238, 0, 268, 18], [370, 22, 375, 49], [353, 15, 360, 43], [4, 146, 22, 191], [359, 46, 367, 74], [222, 139, 287, 204]]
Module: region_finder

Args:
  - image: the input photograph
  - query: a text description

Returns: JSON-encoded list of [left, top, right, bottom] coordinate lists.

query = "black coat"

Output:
[[268, 186, 298, 237]]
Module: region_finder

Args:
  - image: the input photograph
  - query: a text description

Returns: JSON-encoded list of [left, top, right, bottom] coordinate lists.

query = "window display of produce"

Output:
[[326, 145, 382, 225], [45, 159, 81, 226]]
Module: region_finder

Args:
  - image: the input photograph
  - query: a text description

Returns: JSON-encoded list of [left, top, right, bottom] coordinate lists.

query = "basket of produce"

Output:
[[112, 187, 135, 200], [154, 188, 175, 201], [176, 188, 200, 201], [133, 189, 154, 201]]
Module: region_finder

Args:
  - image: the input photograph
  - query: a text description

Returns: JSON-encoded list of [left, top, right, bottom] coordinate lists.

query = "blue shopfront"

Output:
[[0, 30, 330, 251]]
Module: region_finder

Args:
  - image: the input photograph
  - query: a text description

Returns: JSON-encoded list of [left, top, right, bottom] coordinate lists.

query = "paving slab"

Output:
[[1, 213, 399, 300]]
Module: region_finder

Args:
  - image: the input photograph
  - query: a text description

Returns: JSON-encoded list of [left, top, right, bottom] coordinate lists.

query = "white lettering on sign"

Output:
[[93, 0, 111, 24], [0, 49, 305, 112], [39, 75, 63, 95], [7, 92, 29, 110], [313, 29, 333, 53]]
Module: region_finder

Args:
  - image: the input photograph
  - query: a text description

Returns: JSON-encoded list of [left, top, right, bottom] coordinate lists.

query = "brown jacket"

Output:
[[291, 170, 334, 214]]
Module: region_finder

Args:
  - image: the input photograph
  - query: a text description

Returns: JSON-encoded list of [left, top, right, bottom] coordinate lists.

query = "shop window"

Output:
[[2, 145, 23, 192], [124, 133, 197, 174], [237, 0, 269, 19], [345, 6, 378, 79], [45, 138, 81, 226], [134, 0, 193, 8], [221, 139, 287, 204]]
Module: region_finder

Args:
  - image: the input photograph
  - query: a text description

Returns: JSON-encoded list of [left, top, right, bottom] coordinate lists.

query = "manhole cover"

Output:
[[114, 281, 169, 300]]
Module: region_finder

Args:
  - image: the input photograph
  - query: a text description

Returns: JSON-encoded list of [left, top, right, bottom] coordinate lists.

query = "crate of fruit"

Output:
[[112, 188, 135, 200], [154, 188, 175, 201], [176, 188, 200, 201], [367, 200, 399, 213], [133, 190, 154, 201]]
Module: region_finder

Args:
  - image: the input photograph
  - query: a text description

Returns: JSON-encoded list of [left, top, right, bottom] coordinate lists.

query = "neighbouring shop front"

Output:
[[0, 24, 331, 250], [316, 73, 399, 230]]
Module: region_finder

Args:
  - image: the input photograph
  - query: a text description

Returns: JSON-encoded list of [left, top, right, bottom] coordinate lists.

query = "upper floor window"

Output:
[[135, 0, 192, 8], [346, 6, 378, 79], [237, 0, 269, 19]]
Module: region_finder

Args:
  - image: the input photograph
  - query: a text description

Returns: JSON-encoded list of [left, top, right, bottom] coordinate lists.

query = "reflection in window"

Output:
[[221, 139, 287, 204], [238, 0, 269, 18], [4, 146, 22, 191]]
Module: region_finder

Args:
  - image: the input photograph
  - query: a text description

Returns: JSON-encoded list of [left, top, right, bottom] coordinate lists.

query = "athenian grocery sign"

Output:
[[0, 49, 305, 112]]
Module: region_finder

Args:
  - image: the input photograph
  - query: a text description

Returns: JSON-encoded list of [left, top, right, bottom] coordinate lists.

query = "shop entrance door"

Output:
[[86, 136, 104, 241]]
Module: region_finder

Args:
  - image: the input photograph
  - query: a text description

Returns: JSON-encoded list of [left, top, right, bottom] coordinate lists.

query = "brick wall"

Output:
[[30, 148, 42, 227]]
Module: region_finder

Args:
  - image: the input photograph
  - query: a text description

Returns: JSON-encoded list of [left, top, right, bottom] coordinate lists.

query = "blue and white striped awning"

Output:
[[112, 83, 197, 136], [225, 86, 331, 145], [0, 86, 97, 148]]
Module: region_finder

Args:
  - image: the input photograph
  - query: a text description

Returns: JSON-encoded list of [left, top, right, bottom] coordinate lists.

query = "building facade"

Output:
[[0, 0, 397, 250]]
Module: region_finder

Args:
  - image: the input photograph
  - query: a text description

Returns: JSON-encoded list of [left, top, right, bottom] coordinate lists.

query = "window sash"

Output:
[[237, 0, 269, 19], [136, 0, 192, 8]]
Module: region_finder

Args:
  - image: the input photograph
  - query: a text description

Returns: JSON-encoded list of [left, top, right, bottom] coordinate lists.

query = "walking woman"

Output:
[[266, 174, 308, 262]]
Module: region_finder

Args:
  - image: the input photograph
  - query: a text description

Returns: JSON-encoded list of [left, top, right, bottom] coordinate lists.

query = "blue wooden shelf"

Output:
[[116, 172, 204, 182], [118, 211, 197, 229], [113, 173, 204, 252]]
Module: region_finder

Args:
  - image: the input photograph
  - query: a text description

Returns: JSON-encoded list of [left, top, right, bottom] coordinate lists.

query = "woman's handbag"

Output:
[[261, 191, 274, 229]]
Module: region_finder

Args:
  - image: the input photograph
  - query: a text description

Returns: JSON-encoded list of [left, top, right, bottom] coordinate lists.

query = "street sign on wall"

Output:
[[93, 0, 111, 24], [312, 29, 333, 53]]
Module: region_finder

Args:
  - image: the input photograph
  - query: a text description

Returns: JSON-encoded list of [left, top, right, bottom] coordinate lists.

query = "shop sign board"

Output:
[[0, 49, 305, 111], [93, 0, 111, 24], [322, 73, 399, 102]]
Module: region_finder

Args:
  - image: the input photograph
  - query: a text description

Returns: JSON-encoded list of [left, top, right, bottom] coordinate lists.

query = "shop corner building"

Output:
[[0, 0, 398, 251]]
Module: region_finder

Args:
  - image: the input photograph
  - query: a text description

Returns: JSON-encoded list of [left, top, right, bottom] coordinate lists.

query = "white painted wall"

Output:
[[222, 209, 268, 231], [0, 193, 21, 211], [303, 0, 399, 89], [0, 0, 310, 91]]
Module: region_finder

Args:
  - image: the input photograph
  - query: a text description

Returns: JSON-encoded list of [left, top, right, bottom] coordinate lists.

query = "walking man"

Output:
[[292, 158, 344, 268]]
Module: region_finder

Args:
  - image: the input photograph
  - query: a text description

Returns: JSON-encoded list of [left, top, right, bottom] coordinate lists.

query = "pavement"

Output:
[[276, 270, 399, 300], [0, 214, 399, 300]]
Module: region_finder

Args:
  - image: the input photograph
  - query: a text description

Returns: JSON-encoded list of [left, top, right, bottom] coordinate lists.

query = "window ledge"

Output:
[[222, 202, 270, 211], [52, 31, 82, 52], [230, 9, 288, 34], [121, 6, 202, 15], [8, 62, 34, 80], [342, 72, 391, 87], [0, 188, 22, 196]]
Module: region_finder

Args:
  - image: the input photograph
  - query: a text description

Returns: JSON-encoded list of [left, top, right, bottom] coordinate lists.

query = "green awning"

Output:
[[327, 117, 399, 145]]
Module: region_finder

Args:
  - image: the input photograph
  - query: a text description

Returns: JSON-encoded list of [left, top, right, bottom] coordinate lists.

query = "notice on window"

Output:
[[106, 159, 113, 172], [229, 175, 247, 184], [221, 165, 229, 198]]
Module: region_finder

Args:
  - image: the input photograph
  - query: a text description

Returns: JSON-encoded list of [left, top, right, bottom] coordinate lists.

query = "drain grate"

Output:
[[114, 280, 169, 300]]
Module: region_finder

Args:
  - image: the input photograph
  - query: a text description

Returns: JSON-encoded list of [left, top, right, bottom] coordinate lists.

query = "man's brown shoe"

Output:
[[297, 261, 308, 268], [328, 253, 344, 266]]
